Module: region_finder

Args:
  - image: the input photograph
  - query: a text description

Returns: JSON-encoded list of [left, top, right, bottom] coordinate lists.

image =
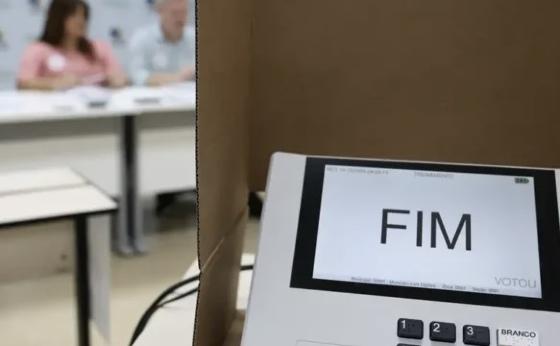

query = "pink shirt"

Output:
[[18, 40, 123, 85]]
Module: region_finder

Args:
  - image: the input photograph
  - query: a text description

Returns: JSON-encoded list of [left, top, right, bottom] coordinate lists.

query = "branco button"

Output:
[[497, 328, 539, 346]]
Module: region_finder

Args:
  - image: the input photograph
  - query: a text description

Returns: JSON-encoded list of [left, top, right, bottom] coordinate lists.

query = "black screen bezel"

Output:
[[290, 157, 560, 312]]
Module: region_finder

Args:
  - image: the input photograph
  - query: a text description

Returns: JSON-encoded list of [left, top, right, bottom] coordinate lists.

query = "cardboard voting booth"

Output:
[[196, 0, 560, 345]]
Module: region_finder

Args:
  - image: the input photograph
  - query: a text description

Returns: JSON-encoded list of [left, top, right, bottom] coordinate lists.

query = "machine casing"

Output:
[[242, 153, 560, 346]]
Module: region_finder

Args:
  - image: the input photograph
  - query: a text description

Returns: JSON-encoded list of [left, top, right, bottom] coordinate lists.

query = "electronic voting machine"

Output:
[[242, 153, 560, 346]]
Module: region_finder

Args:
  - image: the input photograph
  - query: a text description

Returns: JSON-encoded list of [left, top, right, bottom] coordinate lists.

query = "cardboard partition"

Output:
[[197, 0, 560, 345], [196, 0, 252, 344]]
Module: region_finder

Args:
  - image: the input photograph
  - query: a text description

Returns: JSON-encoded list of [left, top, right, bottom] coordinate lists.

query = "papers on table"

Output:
[[113, 82, 196, 110], [0, 92, 26, 113], [65, 86, 112, 108], [0, 82, 196, 124], [162, 82, 196, 104], [0, 91, 85, 120]]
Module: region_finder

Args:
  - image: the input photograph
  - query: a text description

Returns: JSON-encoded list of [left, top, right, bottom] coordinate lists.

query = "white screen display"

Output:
[[313, 165, 543, 299]]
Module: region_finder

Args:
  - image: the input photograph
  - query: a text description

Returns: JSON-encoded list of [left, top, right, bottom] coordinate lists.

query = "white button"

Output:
[[497, 328, 539, 346]]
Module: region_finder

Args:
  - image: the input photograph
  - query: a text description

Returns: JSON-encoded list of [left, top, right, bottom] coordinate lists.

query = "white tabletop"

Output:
[[0, 167, 85, 195], [134, 254, 255, 346], [0, 167, 116, 225], [0, 82, 196, 125]]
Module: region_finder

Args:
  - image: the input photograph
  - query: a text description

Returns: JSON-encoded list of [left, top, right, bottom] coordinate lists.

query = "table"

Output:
[[133, 254, 255, 346], [0, 167, 117, 346], [0, 83, 196, 254]]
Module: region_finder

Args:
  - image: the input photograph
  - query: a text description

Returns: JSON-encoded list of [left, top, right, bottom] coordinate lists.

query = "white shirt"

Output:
[[128, 24, 195, 86]]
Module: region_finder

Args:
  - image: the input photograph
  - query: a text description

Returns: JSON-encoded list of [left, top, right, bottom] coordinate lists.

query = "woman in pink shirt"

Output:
[[18, 0, 127, 90]]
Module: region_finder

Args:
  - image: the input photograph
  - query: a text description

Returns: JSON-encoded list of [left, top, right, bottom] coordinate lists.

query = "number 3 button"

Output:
[[464, 325, 491, 346], [430, 321, 456, 342]]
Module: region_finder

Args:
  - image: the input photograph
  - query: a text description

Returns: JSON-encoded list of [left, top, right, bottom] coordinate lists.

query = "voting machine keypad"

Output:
[[397, 319, 538, 346]]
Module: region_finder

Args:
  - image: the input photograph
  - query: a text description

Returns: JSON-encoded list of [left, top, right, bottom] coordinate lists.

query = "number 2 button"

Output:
[[430, 321, 456, 342]]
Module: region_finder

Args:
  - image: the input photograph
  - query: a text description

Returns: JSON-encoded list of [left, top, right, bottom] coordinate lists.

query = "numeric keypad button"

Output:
[[430, 321, 456, 342], [464, 325, 491, 346], [397, 318, 424, 339]]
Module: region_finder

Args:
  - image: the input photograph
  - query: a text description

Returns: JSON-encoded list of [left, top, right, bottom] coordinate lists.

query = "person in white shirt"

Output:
[[128, 0, 195, 86]]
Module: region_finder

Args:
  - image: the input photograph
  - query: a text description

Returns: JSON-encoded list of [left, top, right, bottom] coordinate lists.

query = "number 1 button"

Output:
[[464, 325, 490, 346], [397, 318, 423, 339], [430, 321, 456, 342]]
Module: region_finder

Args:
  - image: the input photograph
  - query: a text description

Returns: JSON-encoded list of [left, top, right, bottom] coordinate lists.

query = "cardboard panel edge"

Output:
[[196, 0, 253, 343], [224, 311, 246, 346], [197, 0, 252, 265], [194, 212, 247, 346]]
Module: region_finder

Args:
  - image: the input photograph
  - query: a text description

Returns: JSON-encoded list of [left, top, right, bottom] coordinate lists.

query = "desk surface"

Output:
[[0, 82, 196, 125], [0, 168, 116, 225], [0, 167, 85, 195]]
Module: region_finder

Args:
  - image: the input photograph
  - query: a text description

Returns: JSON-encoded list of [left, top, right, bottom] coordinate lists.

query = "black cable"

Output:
[[129, 275, 201, 346], [156, 264, 254, 308], [129, 264, 254, 346], [158, 286, 199, 308]]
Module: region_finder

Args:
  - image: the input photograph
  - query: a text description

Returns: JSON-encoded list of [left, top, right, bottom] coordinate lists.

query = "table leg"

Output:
[[74, 216, 90, 346], [119, 115, 146, 254]]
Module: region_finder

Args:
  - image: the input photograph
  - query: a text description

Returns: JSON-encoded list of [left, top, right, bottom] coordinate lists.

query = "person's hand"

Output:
[[81, 73, 106, 86], [106, 73, 128, 88], [179, 66, 195, 81], [51, 74, 79, 90]]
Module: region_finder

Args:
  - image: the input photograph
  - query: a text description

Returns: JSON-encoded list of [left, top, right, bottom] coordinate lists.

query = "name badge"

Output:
[[152, 52, 168, 69], [47, 54, 67, 72]]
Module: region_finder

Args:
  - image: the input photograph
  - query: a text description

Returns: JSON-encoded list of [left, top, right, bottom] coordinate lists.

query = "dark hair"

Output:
[[39, 0, 96, 61]]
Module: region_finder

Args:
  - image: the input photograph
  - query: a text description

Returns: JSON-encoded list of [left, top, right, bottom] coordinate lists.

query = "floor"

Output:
[[0, 200, 260, 346]]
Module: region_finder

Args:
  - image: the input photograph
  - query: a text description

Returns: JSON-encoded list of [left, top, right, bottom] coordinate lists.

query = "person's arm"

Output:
[[95, 41, 128, 88], [105, 71, 128, 88], [127, 32, 157, 86], [128, 30, 193, 87], [145, 73, 182, 86], [18, 75, 79, 91], [17, 43, 79, 91], [18, 78, 55, 90], [145, 67, 194, 87]]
